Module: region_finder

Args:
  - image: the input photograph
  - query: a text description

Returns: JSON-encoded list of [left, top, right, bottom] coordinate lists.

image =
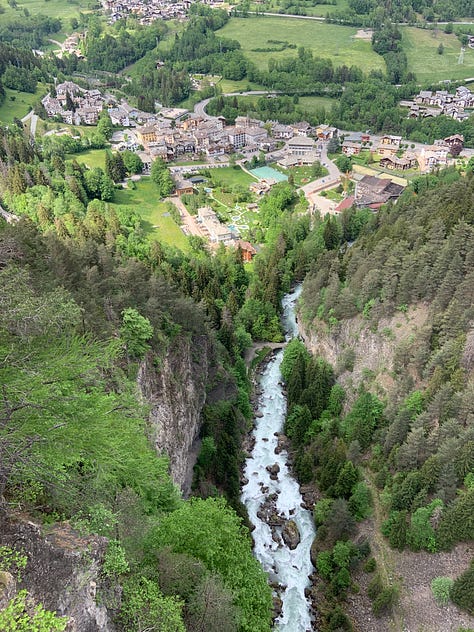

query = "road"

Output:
[[166, 196, 207, 239], [258, 11, 324, 20], [21, 110, 38, 137], [246, 13, 474, 25], [193, 90, 281, 119]]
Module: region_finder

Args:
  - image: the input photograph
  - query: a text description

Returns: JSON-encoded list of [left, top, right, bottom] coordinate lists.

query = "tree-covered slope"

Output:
[[0, 146, 275, 631], [285, 170, 474, 629]]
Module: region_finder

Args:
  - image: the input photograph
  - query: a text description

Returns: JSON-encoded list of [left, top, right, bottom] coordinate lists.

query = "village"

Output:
[[41, 80, 474, 253], [101, 0, 223, 25], [400, 84, 474, 122]]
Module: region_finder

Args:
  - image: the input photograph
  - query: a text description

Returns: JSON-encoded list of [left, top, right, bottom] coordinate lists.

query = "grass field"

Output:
[[208, 166, 258, 188], [217, 78, 266, 93], [298, 95, 337, 112], [6, 0, 91, 22], [67, 149, 106, 170], [402, 27, 474, 83], [247, 0, 350, 17], [0, 84, 47, 124], [112, 179, 189, 250], [217, 17, 385, 73]]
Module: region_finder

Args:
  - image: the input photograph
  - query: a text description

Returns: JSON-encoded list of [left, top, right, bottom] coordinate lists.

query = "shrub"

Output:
[[364, 557, 377, 573], [102, 540, 130, 578], [407, 500, 442, 552], [372, 586, 398, 617], [348, 481, 372, 520], [324, 605, 353, 630], [314, 498, 334, 527], [367, 573, 383, 600], [451, 561, 474, 615], [317, 551, 334, 579], [430, 576, 453, 606]]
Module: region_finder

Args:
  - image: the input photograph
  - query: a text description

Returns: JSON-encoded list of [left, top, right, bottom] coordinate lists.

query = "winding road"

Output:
[[21, 110, 38, 137], [194, 90, 281, 119]]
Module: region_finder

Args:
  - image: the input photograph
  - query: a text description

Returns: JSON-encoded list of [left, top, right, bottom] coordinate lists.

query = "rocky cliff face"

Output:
[[138, 334, 236, 495], [0, 515, 116, 631], [299, 304, 429, 405]]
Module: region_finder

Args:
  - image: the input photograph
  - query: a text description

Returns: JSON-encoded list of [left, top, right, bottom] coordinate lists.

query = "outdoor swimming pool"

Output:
[[250, 166, 288, 182]]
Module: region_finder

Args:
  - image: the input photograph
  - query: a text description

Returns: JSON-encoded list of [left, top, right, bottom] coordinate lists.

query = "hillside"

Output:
[[289, 171, 474, 630]]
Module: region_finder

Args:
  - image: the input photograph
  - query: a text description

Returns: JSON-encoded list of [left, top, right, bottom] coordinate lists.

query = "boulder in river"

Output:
[[282, 519, 300, 550], [266, 463, 280, 480], [272, 595, 283, 620]]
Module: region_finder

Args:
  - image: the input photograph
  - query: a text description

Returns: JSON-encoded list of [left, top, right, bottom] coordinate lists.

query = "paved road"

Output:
[[193, 90, 281, 119], [245, 13, 474, 24], [166, 196, 206, 239], [258, 11, 324, 20], [21, 110, 38, 137]]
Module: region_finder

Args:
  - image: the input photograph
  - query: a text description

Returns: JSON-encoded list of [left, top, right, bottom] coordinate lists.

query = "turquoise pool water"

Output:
[[250, 166, 288, 182]]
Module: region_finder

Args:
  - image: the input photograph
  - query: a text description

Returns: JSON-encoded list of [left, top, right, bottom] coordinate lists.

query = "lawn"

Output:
[[207, 166, 258, 188], [402, 27, 474, 83], [0, 85, 47, 124], [271, 163, 328, 185], [112, 179, 189, 251], [217, 17, 385, 73], [298, 95, 337, 113], [68, 149, 107, 170]]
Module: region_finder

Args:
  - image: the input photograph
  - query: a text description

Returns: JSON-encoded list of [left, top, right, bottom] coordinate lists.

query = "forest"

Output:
[[0, 121, 330, 630], [274, 168, 474, 629], [324, 0, 474, 25]]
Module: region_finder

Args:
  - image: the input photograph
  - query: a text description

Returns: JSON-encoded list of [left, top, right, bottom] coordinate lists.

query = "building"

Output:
[[342, 141, 362, 156], [227, 127, 246, 149], [417, 146, 449, 173], [355, 175, 405, 209], [197, 207, 232, 242], [379, 153, 418, 171], [136, 125, 158, 146], [315, 125, 337, 141], [377, 143, 399, 158], [380, 134, 402, 147], [272, 123, 294, 140], [174, 179, 195, 197], [234, 239, 257, 262], [287, 136, 316, 156]]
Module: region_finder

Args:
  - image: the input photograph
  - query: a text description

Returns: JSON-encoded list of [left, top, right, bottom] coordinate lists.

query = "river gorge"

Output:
[[241, 286, 316, 631]]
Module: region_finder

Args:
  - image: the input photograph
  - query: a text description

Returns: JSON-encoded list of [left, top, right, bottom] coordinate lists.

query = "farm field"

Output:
[[217, 17, 385, 73], [0, 84, 47, 124], [6, 0, 90, 21], [401, 27, 474, 82], [112, 179, 190, 251]]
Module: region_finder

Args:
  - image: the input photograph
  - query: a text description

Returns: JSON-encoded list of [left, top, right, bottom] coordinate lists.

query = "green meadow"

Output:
[[402, 27, 474, 83], [0, 84, 47, 124], [298, 95, 337, 112], [112, 178, 190, 251], [247, 0, 350, 17], [217, 17, 385, 73], [68, 148, 107, 170], [207, 166, 258, 188], [5, 0, 91, 22]]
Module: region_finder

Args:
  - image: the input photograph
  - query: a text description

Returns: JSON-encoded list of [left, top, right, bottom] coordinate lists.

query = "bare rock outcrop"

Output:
[[282, 520, 301, 550], [0, 514, 115, 631], [138, 334, 236, 495]]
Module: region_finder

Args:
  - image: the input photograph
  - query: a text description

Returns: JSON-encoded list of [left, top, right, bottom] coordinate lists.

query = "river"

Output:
[[241, 286, 316, 631]]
